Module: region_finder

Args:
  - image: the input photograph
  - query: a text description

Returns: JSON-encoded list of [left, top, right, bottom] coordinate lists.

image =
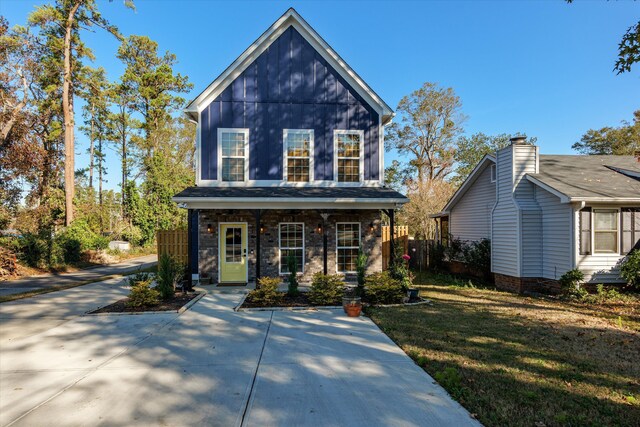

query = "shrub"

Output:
[[445, 237, 465, 262], [355, 246, 367, 297], [620, 249, 640, 291], [286, 251, 299, 296], [127, 279, 160, 308], [15, 232, 48, 267], [55, 220, 106, 263], [248, 277, 283, 306], [126, 271, 154, 287], [463, 239, 491, 274], [364, 271, 405, 305], [428, 241, 446, 271], [308, 273, 345, 305], [157, 253, 184, 299], [559, 269, 587, 299]]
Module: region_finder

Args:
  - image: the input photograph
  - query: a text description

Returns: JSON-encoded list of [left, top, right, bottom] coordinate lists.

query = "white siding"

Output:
[[450, 165, 496, 241], [519, 202, 542, 277], [492, 148, 519, 276], [536, 187, 572, 280]]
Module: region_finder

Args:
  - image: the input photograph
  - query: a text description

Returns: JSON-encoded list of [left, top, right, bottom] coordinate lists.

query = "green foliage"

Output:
[[126, 271, 154, 287], [462, 239, 491, 274], [14, 232, 48, 268], [620, 249, 640, 291], [559, 269, 587, 299], [614, 20, 639, 74], [445, 237, 465, 262], [248, 277, 283, 306], [126, 279, 160, 308], [156, 253, 184, 300], [286, 251, 299, 297], [389, 240, 411, 290], [453, 133, 536, 186], [434, 367, 467, 401], [572, 110, 639, 155], [308, 273, 345, 305], [355, 246, 367, 297], [364, 271, 405, 305], [55, 220, 106, 263]]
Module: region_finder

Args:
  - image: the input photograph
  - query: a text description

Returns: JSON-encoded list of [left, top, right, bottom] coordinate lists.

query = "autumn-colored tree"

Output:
[[399, 179, 456, 240], [386, 82, 465, 183]]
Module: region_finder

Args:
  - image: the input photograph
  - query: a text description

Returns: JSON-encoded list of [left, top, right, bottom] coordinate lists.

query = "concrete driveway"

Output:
[[0, 281, 479, 426]]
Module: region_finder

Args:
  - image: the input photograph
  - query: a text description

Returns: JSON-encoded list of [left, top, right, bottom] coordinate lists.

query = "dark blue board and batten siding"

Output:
[[200, 26, 380, 182]]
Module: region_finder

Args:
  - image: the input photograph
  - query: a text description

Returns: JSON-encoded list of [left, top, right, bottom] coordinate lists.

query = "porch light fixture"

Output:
[[369, 222, 375, 233], [316, 223, 323, 234], [207, 224, 213, 234], [260, 223, 266, 234]]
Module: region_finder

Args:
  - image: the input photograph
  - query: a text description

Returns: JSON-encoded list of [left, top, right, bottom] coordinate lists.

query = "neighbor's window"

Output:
[[279, 223, 304, 274], [219, 129, 248, 182], [490, 164, 497, 182], [335, 130, 362, 182], [337, 223, 360, 273], [593, 209, 618, 253], [284, 130, 313, 182]]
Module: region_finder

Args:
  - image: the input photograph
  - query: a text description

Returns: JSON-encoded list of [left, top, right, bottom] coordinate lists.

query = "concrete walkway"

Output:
[[0, 254, 157, 297], [0, 283, 480, 426]]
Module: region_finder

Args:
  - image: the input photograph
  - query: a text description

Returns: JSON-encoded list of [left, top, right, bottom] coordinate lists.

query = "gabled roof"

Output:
[[437, 154, 496, 214], [527, 155, 640, 202], [185, 8, 394, 124]]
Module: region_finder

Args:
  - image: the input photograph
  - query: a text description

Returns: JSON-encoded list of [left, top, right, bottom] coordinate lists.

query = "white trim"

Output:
[[173, 198, 407, 210], [334, 130, 365, 183], [278, 222, 305, 275], [185, 9, 393, 123], [194, 180, 383, 188], [336, 222, 361, 274], [196, 120, 202, 185], [283, 129, 314, 183], [217, 128, 250, 182], [218, 222, 249, 284], [592, 208, 620, 255]]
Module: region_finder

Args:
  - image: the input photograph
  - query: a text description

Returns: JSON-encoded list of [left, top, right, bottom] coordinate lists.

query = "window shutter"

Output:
[[621, 208, 640, 254], [579, 208, 591, 255]]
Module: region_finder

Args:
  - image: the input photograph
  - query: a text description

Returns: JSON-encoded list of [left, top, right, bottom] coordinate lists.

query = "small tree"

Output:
[[157, 253, 183, 299], [620, 249, 640, 291], [286, 251, 299, 297]]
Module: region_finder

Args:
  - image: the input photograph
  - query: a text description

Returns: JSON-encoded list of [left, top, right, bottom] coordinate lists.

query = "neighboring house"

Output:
[[434, 136, 640, 293], [173, 8, 408, 285]]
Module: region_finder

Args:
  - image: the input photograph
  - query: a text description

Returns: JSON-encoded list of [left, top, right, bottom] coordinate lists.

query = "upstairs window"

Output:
[[218, 129, 248, 182], [490, 164, 497, 182], [335, 130, 363, 182], [284, 130, 313, 182]]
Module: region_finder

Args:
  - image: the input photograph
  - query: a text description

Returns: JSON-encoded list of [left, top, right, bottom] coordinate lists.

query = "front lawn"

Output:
[[368, 272, 640, 427]]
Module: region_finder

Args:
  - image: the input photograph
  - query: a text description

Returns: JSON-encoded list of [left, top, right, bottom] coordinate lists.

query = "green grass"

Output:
[[368, 271, 640, 427]]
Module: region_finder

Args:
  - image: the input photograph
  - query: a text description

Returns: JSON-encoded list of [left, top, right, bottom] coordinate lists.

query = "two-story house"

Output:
[[173, 8, 408, 285]]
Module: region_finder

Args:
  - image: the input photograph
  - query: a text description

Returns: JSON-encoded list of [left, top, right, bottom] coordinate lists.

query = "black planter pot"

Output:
[[407, 288, 419, 300]]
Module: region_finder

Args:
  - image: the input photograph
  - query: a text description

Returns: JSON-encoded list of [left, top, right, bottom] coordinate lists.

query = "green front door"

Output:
[[219, 223, 247, 283]]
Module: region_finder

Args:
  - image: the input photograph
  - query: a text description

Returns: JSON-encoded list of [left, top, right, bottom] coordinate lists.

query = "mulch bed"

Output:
[[90, 292, 200, 314], [241, 292, 424, 309], [242, 292, 340, 308]]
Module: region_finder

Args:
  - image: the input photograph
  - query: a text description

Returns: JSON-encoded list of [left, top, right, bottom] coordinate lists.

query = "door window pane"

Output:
[[225, 227, 242, 262]]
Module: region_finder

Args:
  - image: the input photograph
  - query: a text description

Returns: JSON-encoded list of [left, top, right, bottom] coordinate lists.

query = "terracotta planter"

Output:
[[343, 296, 362, 317]]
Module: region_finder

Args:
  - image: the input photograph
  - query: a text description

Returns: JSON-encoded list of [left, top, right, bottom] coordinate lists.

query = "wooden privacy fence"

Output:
[[382, 225, 409, 270], [157, 230, 188, 265]]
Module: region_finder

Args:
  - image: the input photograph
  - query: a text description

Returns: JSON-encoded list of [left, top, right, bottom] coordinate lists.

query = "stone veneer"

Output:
[[197, 209, 382, 284]]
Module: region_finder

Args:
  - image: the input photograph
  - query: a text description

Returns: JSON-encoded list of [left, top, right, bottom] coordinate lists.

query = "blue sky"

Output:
[[2, 0, 638, 191]]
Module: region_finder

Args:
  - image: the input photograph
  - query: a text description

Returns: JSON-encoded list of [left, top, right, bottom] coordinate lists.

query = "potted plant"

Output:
[[342, 289, 362, 317], [401, 254, 419, 300]]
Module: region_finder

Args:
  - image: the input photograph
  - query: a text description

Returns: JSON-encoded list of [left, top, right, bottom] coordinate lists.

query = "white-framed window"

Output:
[[490, 164, 497, 183], [217, 128, 249, 182], [283, 129, 314, 182], [334, 130, 363, 183], [593, 209, 619, 254], [336, 222, 360, 273], [279, 223, 304, 274]]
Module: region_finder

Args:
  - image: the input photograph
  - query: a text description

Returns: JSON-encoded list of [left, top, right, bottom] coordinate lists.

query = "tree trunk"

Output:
[[89, 104, 94, 190], [63, 0, 82, 226], [121, 119, 127, 219]]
